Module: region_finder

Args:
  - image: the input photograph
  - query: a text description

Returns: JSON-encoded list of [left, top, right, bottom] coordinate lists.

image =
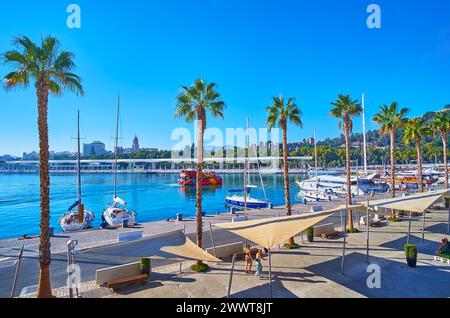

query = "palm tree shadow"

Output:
[[113, 272, 196, 295]]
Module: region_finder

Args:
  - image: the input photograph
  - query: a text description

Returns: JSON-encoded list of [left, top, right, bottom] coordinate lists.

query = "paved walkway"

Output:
[[103, 206, 450, 298], [4, 190, 450, 298]]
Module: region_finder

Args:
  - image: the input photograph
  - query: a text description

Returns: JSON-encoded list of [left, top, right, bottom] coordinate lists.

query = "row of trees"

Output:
[[291, 143, 448, 169], [331, 100, 450, 230], [3, 35, 449, 297]]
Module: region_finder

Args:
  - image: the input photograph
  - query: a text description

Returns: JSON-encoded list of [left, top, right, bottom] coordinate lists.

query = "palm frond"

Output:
[[2, 70, 30, 90]]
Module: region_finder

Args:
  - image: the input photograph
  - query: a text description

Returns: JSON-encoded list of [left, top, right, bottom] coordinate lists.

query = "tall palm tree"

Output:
[[267, 95, 302, 246], [403, 118, 431, 193], [330, 94, 362, 231], [373, 102, 409, 214], [175, 79, 225, 266], [431, 111, 450, 188], [2, 36, 84, 298]]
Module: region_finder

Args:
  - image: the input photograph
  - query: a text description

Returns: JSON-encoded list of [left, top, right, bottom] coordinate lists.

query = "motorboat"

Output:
[[296, 175, 383, 197], [179, 170, 223, 186]]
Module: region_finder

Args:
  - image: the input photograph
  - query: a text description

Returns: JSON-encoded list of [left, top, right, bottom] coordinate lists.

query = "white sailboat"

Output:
[[59, 111, 95, 232], [225, 118, 271, 211], [102, 95, 137, 227]]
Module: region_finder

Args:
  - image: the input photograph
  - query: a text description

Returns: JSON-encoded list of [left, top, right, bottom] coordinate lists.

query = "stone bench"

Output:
[[206, 242, 243, 259], [359, 215, 382, 227], [96, 261, 143, 285], [232, 216, 247, 223], [107, 274, 149, 291], [117, 230, 143, 243], [310, 206, 324, 213], [313, 223, 339, 238]]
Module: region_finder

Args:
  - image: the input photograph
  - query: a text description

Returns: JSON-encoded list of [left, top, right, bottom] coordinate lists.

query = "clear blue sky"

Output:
[[0, 0, 449, 156]]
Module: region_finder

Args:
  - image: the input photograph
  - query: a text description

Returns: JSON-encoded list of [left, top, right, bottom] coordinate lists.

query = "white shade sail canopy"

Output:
[[358, 189, 450, 213], [80, 230, 221, 262], [214, 209, 337, 249]]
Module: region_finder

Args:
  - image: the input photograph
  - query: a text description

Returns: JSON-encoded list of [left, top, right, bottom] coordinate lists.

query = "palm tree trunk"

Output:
[[344, 119, 354, 231], [195, 114, 205, 266], [416, 141, 424, 193], [282, 122, 295, 245], [443, 134, 448, 189], [390, 129, 396, 218], [36, 78, 53, 298]]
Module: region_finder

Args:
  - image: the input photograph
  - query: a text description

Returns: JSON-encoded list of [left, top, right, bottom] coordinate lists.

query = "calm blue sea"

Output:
[[0, 174, 303, 239]]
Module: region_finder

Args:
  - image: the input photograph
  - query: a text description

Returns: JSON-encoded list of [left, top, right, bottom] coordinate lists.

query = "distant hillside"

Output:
[[288, 109, 449, 167]]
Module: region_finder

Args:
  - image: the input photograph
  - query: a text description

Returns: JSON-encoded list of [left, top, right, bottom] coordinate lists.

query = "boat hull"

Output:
[[179, 170, 223, 186], [102, 206, 137, 227], [225, 197, 270, 210], [59, 210, 95, 232]]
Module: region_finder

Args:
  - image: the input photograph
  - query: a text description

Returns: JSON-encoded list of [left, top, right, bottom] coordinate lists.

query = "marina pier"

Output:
[[0, 156, 313, 175]]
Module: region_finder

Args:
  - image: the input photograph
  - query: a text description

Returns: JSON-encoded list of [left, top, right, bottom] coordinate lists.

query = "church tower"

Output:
[[132, 135, 140, 153]]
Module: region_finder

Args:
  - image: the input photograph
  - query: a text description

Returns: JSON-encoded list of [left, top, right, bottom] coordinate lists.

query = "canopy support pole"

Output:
[[448, 202, 450, 234], [10, 244, 24, 298], [180, 225, 186, 273], [268, 247, 273, 298], [407, 212, 412, 244], [209, 222, 217, 259], [366, 200, 370, 264], [422, 210, 426, 243], [227, 254, 236, 298], [341, 204, 348, 275]]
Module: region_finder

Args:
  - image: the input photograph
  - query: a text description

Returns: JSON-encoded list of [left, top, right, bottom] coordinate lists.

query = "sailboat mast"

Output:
[[114, 95, 120, 198], [244, 118, 249, 216], [77, 110, 82, 203], [362, 93, 368, 174], [314, 129, 318, 180]]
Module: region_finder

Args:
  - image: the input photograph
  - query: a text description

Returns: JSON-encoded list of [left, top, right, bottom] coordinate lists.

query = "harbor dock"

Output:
[[3, 189, 450, 298]]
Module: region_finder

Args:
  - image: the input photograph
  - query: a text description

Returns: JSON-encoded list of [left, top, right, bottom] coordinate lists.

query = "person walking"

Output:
[[255, 258, 263, 280], [245, 244, 253, 274]]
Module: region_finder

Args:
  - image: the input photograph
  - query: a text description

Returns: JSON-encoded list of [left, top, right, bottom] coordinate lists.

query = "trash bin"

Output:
[[176, 213, 183, 222]]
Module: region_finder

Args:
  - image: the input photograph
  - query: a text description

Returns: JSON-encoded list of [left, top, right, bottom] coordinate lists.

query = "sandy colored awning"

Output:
[[79, 230, 221, 262], [160, 233, 221, 262], [214, 209, 337, 249], [356, 189, 450, 213]]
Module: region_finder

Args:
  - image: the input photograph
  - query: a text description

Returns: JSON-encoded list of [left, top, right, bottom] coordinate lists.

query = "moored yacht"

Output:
[[225, 186, 271, 210], [59, 111, 95, 232], [102, 95, 137, 227], [296, 175, 382, 198]]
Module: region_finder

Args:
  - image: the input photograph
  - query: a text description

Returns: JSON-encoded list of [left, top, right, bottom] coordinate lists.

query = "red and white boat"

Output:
[[179, 170, 223, 186]]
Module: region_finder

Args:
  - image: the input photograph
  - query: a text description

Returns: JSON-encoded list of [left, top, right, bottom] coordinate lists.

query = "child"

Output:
[[255, 258, 263, 280]]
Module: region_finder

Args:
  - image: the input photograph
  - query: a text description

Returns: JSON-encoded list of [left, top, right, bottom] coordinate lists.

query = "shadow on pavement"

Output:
[[305, 252, 450, 298]]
